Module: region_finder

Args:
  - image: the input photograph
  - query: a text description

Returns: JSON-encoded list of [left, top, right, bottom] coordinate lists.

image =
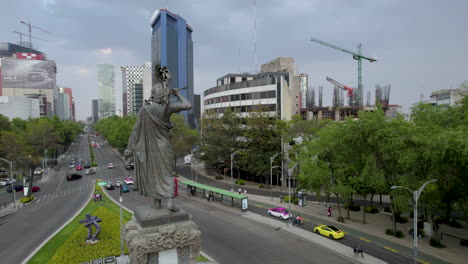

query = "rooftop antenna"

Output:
[[252, 0, 258, 72]]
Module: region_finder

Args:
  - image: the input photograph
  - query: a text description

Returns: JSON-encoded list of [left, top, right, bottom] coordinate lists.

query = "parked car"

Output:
[[84, 168, 96, 175], [122, 184, 129, 193], [107, 163, 115, 169], [66, 174, 82, 181], [105, 182, 115, 190], [7, 184, 23, 192], [124, 177, 134, 185], [32, 186, 41, 192], [125, 163, 134, 170], [267, 207, 292, 220], [314, 225, 345, 240]]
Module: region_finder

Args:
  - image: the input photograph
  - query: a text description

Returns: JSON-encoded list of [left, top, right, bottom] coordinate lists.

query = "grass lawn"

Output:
[[28, 181, 132, 264]]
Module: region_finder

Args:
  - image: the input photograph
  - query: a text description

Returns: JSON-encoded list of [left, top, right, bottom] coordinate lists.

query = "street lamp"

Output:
[[230, 150, 240, 192], [287, 162, 298, 227], [391, 179, 437, 264], [270, 152, 282, 200]]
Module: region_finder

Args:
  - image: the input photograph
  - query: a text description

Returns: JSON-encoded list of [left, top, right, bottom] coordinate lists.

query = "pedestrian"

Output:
[[353, 245, 358, 255], [243, 189, 247, 195], [280, 195, 283, 203], [327, 206, 332, 217], [206, 192, 210, 202], [238, 188, 242, 194], [209, 191, 213, 202], [357, 244, 364, 258]]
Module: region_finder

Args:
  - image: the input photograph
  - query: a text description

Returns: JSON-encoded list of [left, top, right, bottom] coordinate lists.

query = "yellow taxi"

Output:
[[314, 225, 345, 239]]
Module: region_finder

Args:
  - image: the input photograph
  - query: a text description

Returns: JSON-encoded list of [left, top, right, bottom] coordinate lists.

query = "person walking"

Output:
[[356, 244, 364, 258], [327, 206, 332, 217], [280, 195, 283, 203], [238, 188, 242, 194], [243, 189, 247, 195]]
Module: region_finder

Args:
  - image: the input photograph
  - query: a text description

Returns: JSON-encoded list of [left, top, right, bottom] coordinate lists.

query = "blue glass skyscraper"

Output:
[[151, 9, 195, 128]]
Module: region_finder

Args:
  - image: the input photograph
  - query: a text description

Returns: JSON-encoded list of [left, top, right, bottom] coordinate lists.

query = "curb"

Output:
[[21, 180, 96, 264]]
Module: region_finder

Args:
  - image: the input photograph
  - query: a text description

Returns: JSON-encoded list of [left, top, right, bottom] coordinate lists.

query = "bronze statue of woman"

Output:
[[125, 65, 191, 211]]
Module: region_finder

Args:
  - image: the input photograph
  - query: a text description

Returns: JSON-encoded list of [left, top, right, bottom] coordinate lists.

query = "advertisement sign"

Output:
[[242, 198, 248, 210], [1, 58, 56, 89]]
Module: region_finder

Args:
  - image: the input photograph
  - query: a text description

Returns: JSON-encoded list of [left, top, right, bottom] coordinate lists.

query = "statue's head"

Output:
[[150, 65, 171, 104]]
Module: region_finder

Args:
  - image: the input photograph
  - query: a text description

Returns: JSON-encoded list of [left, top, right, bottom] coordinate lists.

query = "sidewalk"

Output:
[[191, 165, 466, 264]]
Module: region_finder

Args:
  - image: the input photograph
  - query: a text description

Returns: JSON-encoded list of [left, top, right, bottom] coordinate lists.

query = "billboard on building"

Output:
[[1, 58, 56, 89]]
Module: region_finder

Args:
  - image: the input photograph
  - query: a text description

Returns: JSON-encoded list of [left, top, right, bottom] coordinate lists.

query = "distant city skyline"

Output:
[[0, 1, 467, 120]]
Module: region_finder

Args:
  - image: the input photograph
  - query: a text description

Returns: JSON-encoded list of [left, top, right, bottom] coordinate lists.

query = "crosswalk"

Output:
[[27, 182, 95, 205]]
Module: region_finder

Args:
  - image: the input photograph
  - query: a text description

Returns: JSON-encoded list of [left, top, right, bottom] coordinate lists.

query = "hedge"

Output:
[[20, 196, 34, 203]]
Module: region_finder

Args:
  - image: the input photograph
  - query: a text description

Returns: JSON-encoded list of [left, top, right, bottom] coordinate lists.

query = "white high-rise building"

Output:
[[97, 64, 115, 118], [121, 63, 151, 116]]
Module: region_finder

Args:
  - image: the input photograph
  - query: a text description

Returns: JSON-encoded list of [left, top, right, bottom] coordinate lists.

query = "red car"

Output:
[[32, 186, 40, 192], [75, 165, 83, 170]]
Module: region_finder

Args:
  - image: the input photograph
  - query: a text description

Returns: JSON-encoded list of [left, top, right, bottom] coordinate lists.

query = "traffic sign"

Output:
[[97, 182, 107, 186]]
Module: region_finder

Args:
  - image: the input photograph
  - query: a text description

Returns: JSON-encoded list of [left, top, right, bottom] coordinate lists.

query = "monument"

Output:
[[79, 213, 102, 243], [124, 66, 201, 264]]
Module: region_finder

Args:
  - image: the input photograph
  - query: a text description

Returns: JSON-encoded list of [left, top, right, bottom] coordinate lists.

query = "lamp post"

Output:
[[0, 157, 27, 208], [287, 162, 298, 227], [230, 150, 240, 192], [270, 152, 281, 200], [391, 179, 437, 264], [190, 149, 194, 181]]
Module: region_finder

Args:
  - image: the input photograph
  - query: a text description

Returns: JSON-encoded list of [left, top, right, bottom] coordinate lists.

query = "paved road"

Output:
[[0, 136, 94, 264]]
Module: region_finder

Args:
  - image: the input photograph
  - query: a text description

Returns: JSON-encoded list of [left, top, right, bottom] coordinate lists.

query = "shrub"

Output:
[[365, 206, 380, 214], [385, 228, 394, 236], [235, 179, 245, 185], [430, 238, 446, 248], [384, 207, 391, 213], [215, 175, 223, 180], [20, 196, 34, 203], [395, 230, 404, 238], [345, 203, 360, 211], [448, 219, 463, 228], [259, 184, 264, 189], [49, 206, 128, 264], [393, 213, 408, 223]]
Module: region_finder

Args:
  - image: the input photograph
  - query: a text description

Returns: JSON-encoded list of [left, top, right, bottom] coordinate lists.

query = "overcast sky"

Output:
[[1, 0, 467, 120]]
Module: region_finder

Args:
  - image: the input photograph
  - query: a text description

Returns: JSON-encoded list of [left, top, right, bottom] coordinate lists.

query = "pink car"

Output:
[[267, 207, 292, 220]]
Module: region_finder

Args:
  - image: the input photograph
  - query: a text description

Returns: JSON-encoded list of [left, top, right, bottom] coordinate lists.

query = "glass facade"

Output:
[[150, 10, 195, 128], [97, 64, 115, 118]]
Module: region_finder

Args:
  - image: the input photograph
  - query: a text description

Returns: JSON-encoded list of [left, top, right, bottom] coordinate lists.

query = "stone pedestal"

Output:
[[124, 205, 201, 264]]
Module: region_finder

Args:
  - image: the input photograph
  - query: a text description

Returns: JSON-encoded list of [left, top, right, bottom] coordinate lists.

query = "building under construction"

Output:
[[305, 80, 400, 121]]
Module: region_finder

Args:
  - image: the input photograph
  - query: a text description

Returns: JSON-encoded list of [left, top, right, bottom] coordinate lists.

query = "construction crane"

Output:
[[326, 77, 354, 97], [19, 21, 50, 49], [310, 37, 377, 106]]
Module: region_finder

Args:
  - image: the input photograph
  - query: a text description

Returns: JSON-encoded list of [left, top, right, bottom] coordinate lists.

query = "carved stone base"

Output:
[[124, 205, 201, 264]]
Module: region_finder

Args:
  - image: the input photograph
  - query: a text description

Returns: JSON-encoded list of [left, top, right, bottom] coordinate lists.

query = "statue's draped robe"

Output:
[[128, 105, 175, 199]]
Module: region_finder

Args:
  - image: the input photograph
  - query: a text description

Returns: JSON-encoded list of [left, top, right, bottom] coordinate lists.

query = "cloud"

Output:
[[95, 48, 113, 55], [41, 0, 56, 9]]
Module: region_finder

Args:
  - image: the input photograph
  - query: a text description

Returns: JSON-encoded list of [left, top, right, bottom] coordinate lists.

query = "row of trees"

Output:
[[296, 97, 467, 238], [0, 114, 84, 196], [93, 114, 198, 159]]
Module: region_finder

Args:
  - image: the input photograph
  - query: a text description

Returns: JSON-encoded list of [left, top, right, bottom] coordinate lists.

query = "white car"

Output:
[[114, 181, 122, 187], [124, 177, 134, 185], [0, 180, 9, 186], [267, 207, 292, 220], [107, 163, 115, 169], [84, 168, 96, 175], [69, 164, 75, 168], [184, 154, 192, 165]]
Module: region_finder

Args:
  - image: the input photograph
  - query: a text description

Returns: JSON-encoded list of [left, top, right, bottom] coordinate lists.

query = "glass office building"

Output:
[[97, 64, 115, 118], [151, 9, 195, 128]]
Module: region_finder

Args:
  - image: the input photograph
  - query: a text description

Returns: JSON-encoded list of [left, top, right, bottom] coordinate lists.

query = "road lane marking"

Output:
[[384, 246, 398, 253], [417, 259, 430, 264], [254, 204, 264, 208], [359, 237, 371, 242], [35, 198, 41, 203]]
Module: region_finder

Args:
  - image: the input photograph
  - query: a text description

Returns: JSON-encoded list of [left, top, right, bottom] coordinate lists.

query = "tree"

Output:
[[170, 114, 199, 158]]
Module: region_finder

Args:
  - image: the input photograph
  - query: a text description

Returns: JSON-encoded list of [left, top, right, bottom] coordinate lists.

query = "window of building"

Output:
[[241, 106, 246, 112], [268, 91, 276, 98], [246, 93, 252, 100], [234, 94, 240, 101], [252, 92, 260, 99], [260, 91, 268, 99], [230, 77, 236, 83], [241, 94, 246, 100], [242, 77, 247, 81]]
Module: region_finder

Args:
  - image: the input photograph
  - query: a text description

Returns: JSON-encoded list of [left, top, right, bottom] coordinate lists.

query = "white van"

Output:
[[184, 154, 192, 165]]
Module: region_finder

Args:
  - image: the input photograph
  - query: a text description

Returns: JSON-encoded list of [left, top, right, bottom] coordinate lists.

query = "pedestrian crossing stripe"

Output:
[[384, 246, 398, 253], [359, 237, 371, 242]]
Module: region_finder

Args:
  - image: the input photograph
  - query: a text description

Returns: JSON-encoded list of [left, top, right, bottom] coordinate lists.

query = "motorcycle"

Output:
[[293, 218, 304, 225]]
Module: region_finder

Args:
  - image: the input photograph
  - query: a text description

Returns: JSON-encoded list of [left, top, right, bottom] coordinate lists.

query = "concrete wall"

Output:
[[0, 96, 40, 120]]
